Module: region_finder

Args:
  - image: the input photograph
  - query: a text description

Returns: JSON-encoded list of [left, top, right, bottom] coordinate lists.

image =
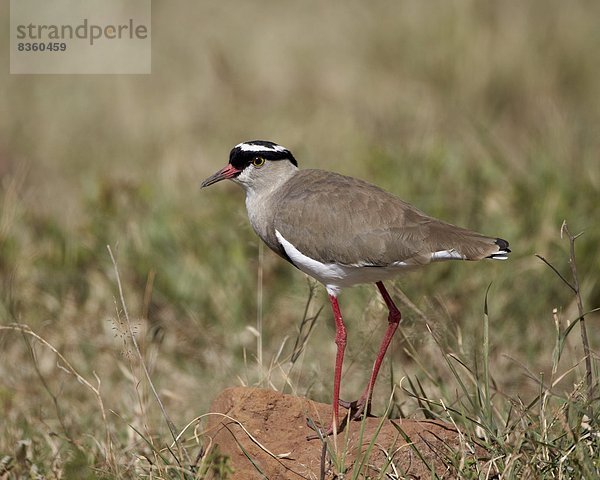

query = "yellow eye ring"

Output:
[[252, 157, 266, 168]]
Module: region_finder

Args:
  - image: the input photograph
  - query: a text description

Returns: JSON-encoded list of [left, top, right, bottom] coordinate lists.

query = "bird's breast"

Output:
[[245, 191, 286, 259]]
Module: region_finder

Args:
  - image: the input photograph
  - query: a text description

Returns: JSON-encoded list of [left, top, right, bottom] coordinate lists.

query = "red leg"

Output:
[[330, 294, 346, 428], [307, 293, 347, 439], [341, 281, 401, 420]]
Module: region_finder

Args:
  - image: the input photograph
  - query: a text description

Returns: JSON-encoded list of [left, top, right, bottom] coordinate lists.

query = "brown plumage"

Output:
[[271, 169, 506, 267]]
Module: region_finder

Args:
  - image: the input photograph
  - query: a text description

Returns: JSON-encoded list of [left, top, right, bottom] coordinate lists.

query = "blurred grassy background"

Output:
[[1, 0, 599, 476]]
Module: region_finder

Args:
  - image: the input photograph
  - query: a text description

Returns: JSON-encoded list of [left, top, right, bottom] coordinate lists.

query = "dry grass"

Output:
[[1, 1, 599, 478]]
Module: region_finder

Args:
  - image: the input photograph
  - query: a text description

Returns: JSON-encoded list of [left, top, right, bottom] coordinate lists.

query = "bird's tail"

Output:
[[486, 238, 511, 260]]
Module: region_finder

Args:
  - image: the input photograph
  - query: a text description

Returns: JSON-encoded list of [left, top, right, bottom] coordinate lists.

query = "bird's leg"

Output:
[[307, 293, 347, 440], [340, 281, 401, 420]]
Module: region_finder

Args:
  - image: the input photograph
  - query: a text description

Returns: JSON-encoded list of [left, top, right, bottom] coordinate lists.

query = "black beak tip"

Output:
[[200, 176, 219, 189]]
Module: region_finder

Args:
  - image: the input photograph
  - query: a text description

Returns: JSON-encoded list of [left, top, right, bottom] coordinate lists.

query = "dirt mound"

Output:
[[204, 387, 486, 479]]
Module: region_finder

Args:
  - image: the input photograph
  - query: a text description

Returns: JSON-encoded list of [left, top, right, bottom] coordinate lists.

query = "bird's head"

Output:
[[201, 140, 298, 190]]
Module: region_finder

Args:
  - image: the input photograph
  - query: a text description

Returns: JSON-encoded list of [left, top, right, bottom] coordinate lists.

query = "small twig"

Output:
[[319, 441, 327, 480], [534, 255, 577, 294], [106, 245, 181, 452], [256, 241, 264, 370], [290, 279, 322, 363], [561, 222, 594, 401], [197, 413, 291, 460], [142, 269, 156, 321]]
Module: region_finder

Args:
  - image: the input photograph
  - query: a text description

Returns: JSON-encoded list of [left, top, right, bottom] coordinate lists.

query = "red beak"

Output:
[[201, 164, 240, 188]]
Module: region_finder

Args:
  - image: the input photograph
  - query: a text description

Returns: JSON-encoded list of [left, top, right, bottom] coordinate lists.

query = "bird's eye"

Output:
[[252, 157, 266, 168]]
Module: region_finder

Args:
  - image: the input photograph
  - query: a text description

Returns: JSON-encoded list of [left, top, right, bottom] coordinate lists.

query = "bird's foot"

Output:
[[305, 397, 373, 440], [305, 416, 349, 441], [338, 397, 373, 421]]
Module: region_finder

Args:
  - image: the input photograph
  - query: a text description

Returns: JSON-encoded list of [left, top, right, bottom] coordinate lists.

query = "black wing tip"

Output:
[[487, 237, 511, 260], [495, 238, 510, 252]]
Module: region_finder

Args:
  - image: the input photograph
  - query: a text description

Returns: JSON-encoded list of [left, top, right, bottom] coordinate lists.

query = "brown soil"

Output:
[[204, 387, 487, 479]]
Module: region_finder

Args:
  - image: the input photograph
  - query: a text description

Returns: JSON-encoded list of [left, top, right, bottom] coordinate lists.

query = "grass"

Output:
[[1, 0, 600, 478]]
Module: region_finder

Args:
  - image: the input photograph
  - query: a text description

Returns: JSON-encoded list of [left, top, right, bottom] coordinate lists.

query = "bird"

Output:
[[201, 140, 510, 438]]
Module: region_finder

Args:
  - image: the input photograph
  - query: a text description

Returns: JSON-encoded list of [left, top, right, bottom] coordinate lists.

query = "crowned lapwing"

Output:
[[201, 140, 510, 438]]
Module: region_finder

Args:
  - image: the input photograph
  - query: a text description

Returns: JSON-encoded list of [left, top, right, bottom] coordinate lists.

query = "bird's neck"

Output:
[[243, 165, 298, 245]]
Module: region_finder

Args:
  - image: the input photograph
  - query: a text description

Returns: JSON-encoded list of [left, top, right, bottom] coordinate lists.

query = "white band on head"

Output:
[[235, 142, 288, 153]]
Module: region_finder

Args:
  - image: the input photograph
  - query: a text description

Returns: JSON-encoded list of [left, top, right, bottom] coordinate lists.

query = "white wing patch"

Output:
[[431, 249, 466, 261], [489, 251, 509, 260], [275, 230, 345, 295], [275, 229, 415, 296]]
